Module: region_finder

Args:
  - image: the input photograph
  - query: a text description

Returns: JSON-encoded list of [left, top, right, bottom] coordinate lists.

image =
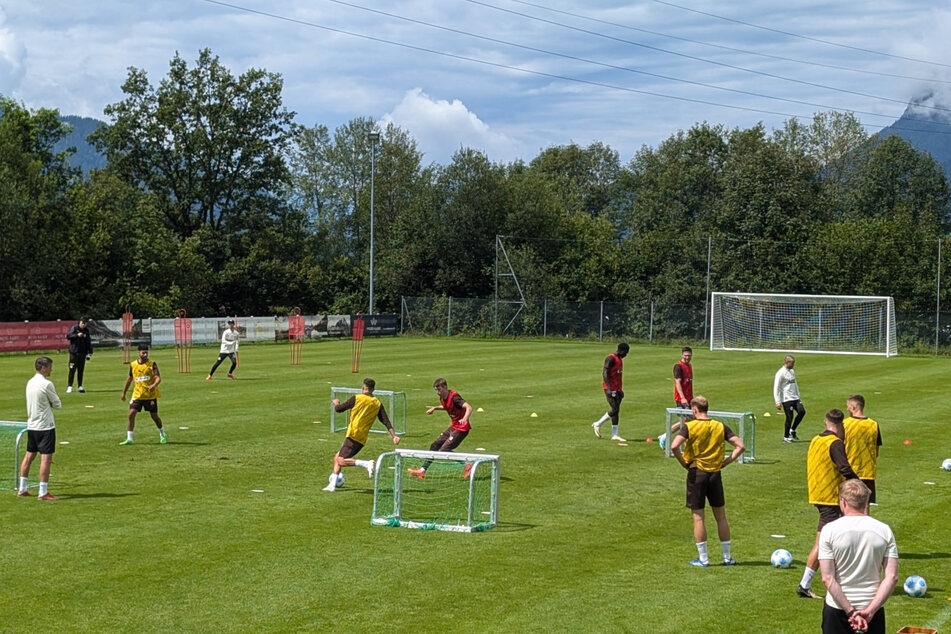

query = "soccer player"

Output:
[[324, 378, 400, 492], [591, 342, 629, 442], [407, 378, 474, 480], [19, 356, 62, 500], [797, 409, 859, 599], [774, 355, 806, 442], [206, 318, 239, 380], [843, 394, 882, 504], [670, 396, 745, 567], [119, 343, 167, 445], [65, 316, 94, 393], [819, 479, 898, 634], [659, 346, 693, 450]]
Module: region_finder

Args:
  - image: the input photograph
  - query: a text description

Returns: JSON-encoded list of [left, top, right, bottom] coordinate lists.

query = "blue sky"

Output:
[[2, 0, 950, 165]]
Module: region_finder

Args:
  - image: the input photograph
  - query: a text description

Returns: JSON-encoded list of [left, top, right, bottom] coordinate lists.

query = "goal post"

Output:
[[371, 449, 500, 532], [0, 421, 28, 490], [330, 387, 407, 436], [710, 293, 897, 356], [664, 409, 756, 463]]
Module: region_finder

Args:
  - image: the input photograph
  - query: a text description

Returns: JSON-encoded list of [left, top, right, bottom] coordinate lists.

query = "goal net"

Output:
[[0, 421, 28, 490], [710, 293, 897, 356], [371, 449, 500, 532], [664, 409, 756, 463], [330, 387, 407, 436]]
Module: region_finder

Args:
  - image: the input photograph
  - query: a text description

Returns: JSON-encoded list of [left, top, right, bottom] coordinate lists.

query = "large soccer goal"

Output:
[[330, 387, 407, 436], [664, 409, 756, 463], [371, 449, 500, 532], [0, 421, 28, 490], [710, 293, 897, 356]]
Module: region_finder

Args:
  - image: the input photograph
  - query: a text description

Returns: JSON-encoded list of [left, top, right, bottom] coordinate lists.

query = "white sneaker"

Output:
[[66, 386, 73, 394], [611, 435, 627, 442], [322, 484, 336, 492], [77, 386, 85, 393], [591, 422, 602, 438]]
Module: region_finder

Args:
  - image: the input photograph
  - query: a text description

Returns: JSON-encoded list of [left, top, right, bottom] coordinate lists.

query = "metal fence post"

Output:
[[649, 301, 654, 343], [447, 297, 452, 336], [543, 299, 547, 337]]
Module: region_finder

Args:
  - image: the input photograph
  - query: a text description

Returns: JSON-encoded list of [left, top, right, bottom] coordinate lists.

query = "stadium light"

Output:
[[368, 129, 381, 314]]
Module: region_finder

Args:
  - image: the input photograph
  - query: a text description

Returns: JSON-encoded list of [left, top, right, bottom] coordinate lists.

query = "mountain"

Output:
[[55, 115, 107, 174], [878, 92, 951, 179]]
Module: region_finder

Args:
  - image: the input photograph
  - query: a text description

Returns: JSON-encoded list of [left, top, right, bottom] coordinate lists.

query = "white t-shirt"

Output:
[[773, 366, 800, 403], [26, 372, 61, 431], [219, 328, 240, 354], [818, 514, 899, 610]]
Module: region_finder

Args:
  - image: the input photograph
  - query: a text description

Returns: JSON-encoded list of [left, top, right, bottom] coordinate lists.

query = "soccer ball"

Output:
[[903, 575, 927, 597], [941, 458, 951, 471], [336, 473, 345, 487], [770, 549, 793, 568]]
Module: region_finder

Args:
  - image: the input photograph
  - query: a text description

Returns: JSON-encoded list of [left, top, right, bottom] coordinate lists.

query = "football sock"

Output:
[[695, 541, 708, 563], [595, 413, 609, 425], [721, 540, 731, 560], [611, 424, 619, 437], [39, 481, 48, 496], [159, 428, 166, 437], [355, 459, 371, 469], [800, 567, 816, 589], [127, 431, 134, 442], [19, 476, 28, 492]]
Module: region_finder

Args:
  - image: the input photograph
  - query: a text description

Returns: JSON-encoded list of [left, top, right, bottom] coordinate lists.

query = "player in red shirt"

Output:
[[592, 342, 630, 442], [408, 378, 474, 479]]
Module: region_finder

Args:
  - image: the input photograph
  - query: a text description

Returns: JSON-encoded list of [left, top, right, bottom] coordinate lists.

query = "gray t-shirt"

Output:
[[26, 372, 61, 431]]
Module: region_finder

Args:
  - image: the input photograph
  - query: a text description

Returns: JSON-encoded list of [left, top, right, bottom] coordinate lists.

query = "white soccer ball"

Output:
[[770, 549, 793, 568], [903, 575, 927, 597], [336, 473, 345, 487], [941, 458, 951, 471]]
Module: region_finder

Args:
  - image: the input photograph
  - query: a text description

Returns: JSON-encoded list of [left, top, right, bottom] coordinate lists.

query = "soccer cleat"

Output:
[[17, 490, 31, 497], [66, 386, 73, 394], [205, 375, 213, 381], [407, 467, 426, 479], [782, 436, 794, 443], [591, 422, 602, 438], [796, 585, 820, 599], [722, 557, 737, 566], [790, 431, 799, 441], [658, 433, 668, 450], [159, 434, 167, 444], [463, 463, 473, 480], [227, 373, 236, 380], [119, 439, 133, 446], [78, 386, 85, 393], [322, 483, 336, 492], [37, 493, 59, 501], [611, 435, 627, 442], [688, 559, 710, 568]]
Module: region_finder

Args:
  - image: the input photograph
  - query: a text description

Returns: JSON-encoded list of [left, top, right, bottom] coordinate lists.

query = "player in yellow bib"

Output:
[[119, 344, 167, 445], [323, 378, 400, 492], [843, 394, 882, 504]]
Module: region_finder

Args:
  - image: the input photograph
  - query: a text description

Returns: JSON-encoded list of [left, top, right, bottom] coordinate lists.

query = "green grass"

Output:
[[0, 338, 949, 632]]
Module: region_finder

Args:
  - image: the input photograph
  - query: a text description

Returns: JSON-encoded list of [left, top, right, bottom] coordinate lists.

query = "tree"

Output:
[[91, 49, 294, 237]]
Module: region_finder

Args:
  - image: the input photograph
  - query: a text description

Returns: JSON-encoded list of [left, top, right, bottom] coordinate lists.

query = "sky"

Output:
[[2, 0, 951, 165]]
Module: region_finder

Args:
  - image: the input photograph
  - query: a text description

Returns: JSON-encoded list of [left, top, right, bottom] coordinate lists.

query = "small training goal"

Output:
[[664, 409, 756, 463], [330, 387, 407, 436], [710, 293, 897, 356]]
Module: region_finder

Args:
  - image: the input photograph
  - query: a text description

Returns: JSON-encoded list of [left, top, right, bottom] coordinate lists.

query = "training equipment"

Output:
[[289, 307, 304, 365], [174, 308, 192, 373], [372, 449, 499, 532], [330, 387, 407, 436], [351, 317, 365, 373], [904, 575, 927, 597], [771, 549, 793, 568], [941, 458, 951, 471], [664, 408, 756, 463], [710, 293, 897, 356], [0, 421, 28, 490]]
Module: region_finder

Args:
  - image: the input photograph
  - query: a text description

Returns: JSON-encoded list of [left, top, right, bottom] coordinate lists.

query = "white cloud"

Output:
[[380, 87, 523, 164], [0, 8, 26, 97]]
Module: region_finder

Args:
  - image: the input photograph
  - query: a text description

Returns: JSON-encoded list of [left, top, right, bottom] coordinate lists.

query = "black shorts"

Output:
[[338, 437, 364, 459], [862, 479, 877, 504], [816, 504, 843, 531], [430, 428, 469, 452], [130, 399, 158, 413], [685, 467, 725, 510], [26, 428, 56, 455], [822, 603, 885, 634]]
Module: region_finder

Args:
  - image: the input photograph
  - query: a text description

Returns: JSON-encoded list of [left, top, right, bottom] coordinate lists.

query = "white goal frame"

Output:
[[0, 421, 28, 490], [371, 449, 500, 533], [664, 409, 756, 463], [710, 292, 897, 357], [330, 387, 407, 436]]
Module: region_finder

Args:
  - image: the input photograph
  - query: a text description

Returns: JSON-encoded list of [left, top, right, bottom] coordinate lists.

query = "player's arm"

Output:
[[66, 326, 78, 342], [670, 432, 690, 469], [819, 558, 859, 623], [455, 396, 473, 425], [377, 405, 401, 444], [722, 425, 745, 467], [150, 363, 162, 391], [856, 555, 898, 623], [426, 404, 446, 415], [46, 382, 62, 410], [602, 355, 613, 387], [773, 369, 783, 408], [673, 365, 686, 403], [333, 396, 356, 412], [121, 368, 133, 400], [830, 441, 858, 480]]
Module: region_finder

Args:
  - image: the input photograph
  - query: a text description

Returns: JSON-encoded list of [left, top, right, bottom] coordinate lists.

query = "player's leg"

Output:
[[782, 401, 795, 441], [798, 530, 822, 598], [121, 403, 139, 444], [686, 468, 709, 566], [790, 401, 806, 438], [591, 390, 612, 437], [37, 452, 56, 499], [67, 353, 77, 392], [609, 392, 625, 441], [708, 473, 733, 564], [227, 353, 237, 378], [75, 355, 86, 392], [409, 430, 452, 478], [18, 449, 37, 496], [207, 353, 226, 379], [148, 402, 166, 443]]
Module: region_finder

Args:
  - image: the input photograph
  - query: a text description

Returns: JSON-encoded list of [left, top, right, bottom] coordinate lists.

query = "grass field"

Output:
[[0, 337, 949, 633]]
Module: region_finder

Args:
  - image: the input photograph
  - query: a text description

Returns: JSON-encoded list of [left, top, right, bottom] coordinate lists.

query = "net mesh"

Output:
[[0, 421, 27, 490], [372, 450, 499, 532], [711, 293, 897, 356], [330, 387, 407, 435], [664, 409, 755, 463]]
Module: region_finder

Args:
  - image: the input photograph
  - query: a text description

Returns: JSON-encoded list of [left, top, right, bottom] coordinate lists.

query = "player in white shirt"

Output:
[[206, 318, 240, 380], [19, 356, 62, 500], [774, 355, 806, 442]]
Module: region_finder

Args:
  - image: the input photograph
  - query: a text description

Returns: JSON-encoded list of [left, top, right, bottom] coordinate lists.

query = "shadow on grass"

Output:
[[58, 492, 139, 500], [900, 552, 950, 560], [492, 521, 536, 532]]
